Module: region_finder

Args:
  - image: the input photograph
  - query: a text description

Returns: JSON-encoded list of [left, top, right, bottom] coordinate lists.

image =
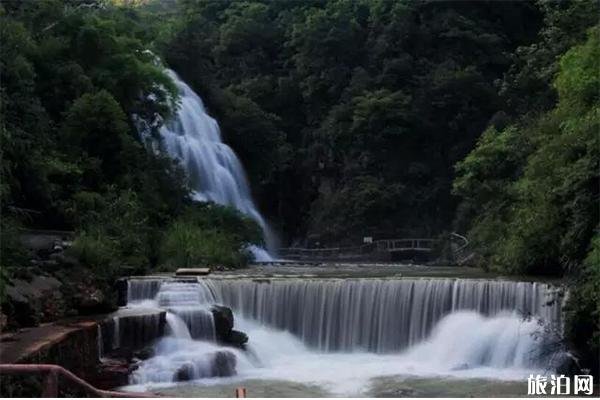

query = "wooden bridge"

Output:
[[277, 234, 469, 263]]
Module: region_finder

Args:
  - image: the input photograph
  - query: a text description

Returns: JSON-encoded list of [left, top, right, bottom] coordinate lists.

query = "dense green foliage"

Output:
[[454, 24, 599, 276], [159, 0, 544, 244], [161, 204, 262, 269], [453, 13, 599, 374], [564, 235, 600, 375], [0, 0, 263, 279]]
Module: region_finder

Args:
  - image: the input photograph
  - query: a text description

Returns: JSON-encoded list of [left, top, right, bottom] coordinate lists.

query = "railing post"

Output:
[[42, 369, 58, 397]]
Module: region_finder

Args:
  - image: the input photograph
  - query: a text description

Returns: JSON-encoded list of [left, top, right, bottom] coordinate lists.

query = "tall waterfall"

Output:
[[144, 69, 275, 259]]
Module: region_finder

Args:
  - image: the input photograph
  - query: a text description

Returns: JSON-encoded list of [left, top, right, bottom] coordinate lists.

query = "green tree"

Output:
[[564, 235, 600, 377], [160, 203, 262, 269], [63, 91, 132, 184], [454, 26, 599, 275]]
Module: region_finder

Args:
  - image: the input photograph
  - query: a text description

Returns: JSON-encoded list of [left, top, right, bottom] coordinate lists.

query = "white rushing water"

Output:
[[122, 278, 565, 395], [210, 278, 561, 352], [141, 69, 275, 259]]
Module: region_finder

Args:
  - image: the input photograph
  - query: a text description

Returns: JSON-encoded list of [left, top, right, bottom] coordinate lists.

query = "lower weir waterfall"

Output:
[[141, 69, 274, 260], [116, 276, 566, 395]]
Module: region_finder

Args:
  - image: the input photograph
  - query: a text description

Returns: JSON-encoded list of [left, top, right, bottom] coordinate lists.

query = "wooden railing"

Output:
[[375, 238, 439, 252], [0, 364, 155, 397], [278, 237, 443, 260], [449, 232, 472, 265], [278, 243, 375, 259]]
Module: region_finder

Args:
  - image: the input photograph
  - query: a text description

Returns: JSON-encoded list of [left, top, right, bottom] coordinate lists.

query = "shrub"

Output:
[[68, 232, 118, 278], [160, 219, 250, 269], [564, 234, 600, 377], [0, 216, 29, 266]]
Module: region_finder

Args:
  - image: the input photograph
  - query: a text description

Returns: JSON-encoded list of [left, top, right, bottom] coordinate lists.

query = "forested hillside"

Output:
[[1, 0, 598, 372], [161, 0, 547, 244], [1, 0, 263, 287]]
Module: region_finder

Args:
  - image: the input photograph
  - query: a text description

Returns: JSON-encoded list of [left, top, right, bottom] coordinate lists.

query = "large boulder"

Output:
[[210, 305, 248, 349], [211, 305, 234, 337]]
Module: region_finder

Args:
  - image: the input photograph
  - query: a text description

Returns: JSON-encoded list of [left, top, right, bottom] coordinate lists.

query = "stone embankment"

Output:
[[0, 307, 167, 393]]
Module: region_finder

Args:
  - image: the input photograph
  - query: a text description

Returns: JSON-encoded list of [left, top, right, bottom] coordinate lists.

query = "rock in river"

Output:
[[173, 351, 237, 381], [211, 305, 248, 349]]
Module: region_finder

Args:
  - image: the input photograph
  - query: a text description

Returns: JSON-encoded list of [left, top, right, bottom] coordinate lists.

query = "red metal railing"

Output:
[[0, 364, 155, 397]]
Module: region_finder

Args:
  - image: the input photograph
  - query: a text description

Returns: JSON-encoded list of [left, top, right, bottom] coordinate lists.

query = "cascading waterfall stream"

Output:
[[140, 69, 275, 260], [156, 282, 216, 341], [123, 277, 566, 393], [209, 279, 562, 353]]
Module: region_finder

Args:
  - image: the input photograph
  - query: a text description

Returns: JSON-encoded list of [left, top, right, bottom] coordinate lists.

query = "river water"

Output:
[[118, 268, 565, 397]]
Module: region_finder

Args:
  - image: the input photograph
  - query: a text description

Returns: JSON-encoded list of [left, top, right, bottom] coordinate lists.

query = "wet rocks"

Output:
[[115, 278, 128, 307], [172, 351, 237, 382], [451, 363, 470, 371], [211, 305, 234, 335], [211, 305, 248, 349], [174, 362, 195, 382], [211, 351, 237, 377], [133, 346, 155, 361], [228, 330, 249, 347]]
